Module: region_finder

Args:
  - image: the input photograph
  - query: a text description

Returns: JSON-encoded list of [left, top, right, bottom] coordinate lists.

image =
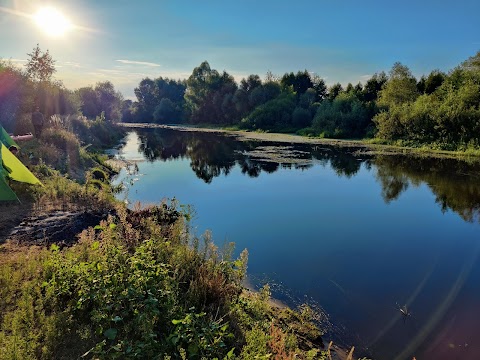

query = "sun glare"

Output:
[[33, 7, 72, 37]]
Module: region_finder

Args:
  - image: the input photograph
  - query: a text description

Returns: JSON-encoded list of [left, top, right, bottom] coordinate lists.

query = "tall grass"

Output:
[[0, 202, 326, 359]]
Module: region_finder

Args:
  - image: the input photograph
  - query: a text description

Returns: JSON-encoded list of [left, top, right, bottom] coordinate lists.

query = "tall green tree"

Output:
[[362, 72, 387, 102], [377, 62, 419, 107], [134, 78, 157, 121], [328, 83, 343, 100], [185, 61, 237, 124]]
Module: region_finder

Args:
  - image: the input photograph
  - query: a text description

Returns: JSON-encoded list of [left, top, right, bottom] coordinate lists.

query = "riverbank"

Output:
[[2, 120, 371, 359], [119, 122, 480, 161]]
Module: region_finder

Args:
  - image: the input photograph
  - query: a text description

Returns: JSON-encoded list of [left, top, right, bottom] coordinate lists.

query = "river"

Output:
[[111, 127, 480, 360]]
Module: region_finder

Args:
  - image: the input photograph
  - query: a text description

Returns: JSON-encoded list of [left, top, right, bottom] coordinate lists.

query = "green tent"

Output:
[[0, 143, 42, 202], [0, 175, 19, 201], [0, 125, 19, 149]]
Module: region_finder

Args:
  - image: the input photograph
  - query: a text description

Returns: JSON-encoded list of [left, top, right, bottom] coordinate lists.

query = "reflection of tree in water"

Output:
[[138, 129, 188, 161], [374, 156, 480, 222], [132, 129, 480, 223], [311, 147, 363, 177], [135, 129, 367, 182]]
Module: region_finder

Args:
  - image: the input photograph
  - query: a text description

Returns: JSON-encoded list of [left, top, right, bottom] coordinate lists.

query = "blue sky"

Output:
[[1, 0, 479, 99]]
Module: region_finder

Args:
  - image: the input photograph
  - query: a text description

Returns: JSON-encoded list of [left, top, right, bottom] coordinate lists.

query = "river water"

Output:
[[112, 127, 480, 360]]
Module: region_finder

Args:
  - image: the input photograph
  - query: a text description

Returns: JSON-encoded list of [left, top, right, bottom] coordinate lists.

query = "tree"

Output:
[[280, 70, 313, 95], [185, 61, 238, 124], [0, 61, 30, 131], [77, 86, 100, 118], [461, 51, 480, 72], [313, 93, 370, 138], [362, 72, 387, 102], [377, 62, 419, 107], [292, 107, 312, 128], [311, 74, 327, 101], [240, 75, 262, 93], [25, 44, 56, 82], [424, 70, 446, 94], [95, 81, 123, 121], [153, 98, 177, 123], [134, 78, 157, 120], [328, 83, 343, 100]]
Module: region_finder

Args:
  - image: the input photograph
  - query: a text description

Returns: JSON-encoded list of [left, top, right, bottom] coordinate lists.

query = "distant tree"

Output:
[[461, 51, 480, 72], [185, 61, 238, 124], [313, 93, 370, 138], [95, 81, 123, 121], [153, 98, 177, 123], [77, 86, 100, 118], [292, 106, 312, 128], [134, 78, 157, 120], [311, 74, 327, 101], [76, 82, 122, 121], [377, 62, 419, 107], [345, 83, 354, 93], [121, 99, 136, 123], [241, 93, 296, 130], [298, 88, 317, 109], [417, 75, 426, 94], [0, 61, 30, 131], [362, 72, 387, 102], [265, 70, 279, 83], [424, 70, 446, 94], [25, 44, 56, 82], [281, 70, 313, 95], [155, 77, 186, 105], [328, 83, 343, 100], [240, 75, 262, 93]]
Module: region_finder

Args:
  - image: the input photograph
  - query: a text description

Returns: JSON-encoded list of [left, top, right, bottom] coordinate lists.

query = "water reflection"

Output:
[[130, 128, 480, 222], [374, 156, 480, 222]]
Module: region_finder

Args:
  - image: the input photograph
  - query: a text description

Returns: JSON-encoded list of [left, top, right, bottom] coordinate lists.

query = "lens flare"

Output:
[[33, 7, 72, 37]]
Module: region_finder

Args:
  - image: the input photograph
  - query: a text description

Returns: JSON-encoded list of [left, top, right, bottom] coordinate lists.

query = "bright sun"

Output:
[[33, 7, 72, 37]]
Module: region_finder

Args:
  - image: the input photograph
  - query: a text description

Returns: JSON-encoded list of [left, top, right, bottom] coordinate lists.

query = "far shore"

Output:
[[119, 122, 480, 161]]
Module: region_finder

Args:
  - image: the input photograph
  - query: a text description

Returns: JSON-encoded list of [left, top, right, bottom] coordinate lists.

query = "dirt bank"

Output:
[[0, 202, 110, 246]]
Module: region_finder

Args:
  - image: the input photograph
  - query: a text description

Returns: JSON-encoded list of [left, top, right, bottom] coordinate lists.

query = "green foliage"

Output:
[[377, 62, 419, 107], [0, 61, 33, 132], [374, 58, 480, 149], [0, 201, 255, 359], [76, 82, 124, 122], [281, 70, 313, 95], [292, 107, 313, 128], [169, 310, 233, 358], [185, 61, 238, 124], [241, 93, 296, 130], [313, 93, 370, 138]]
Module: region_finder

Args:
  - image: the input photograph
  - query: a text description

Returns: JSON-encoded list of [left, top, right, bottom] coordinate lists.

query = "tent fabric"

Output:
[[0, 126, 19, 149], [1, 143, 42, 186], [0, 176, 18, 202]]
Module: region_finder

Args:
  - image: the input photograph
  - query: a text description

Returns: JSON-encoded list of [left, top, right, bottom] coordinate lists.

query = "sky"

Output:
[[1, 0, 479, 99]]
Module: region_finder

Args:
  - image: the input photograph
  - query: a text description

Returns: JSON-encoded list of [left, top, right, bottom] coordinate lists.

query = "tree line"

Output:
[[124, 51, 480, 150], [1, 45, 479, 150]]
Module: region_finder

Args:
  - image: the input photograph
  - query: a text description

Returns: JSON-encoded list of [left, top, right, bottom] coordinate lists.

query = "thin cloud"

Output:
[[62, 61, 82, 68], [116, 59, 161, 67]]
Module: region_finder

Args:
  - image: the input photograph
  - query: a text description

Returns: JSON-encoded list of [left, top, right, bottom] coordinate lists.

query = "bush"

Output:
[[313, 93, 370, 138]]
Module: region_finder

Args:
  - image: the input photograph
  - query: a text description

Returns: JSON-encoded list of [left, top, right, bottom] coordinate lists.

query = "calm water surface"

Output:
[[112, 128, 480, 360]]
